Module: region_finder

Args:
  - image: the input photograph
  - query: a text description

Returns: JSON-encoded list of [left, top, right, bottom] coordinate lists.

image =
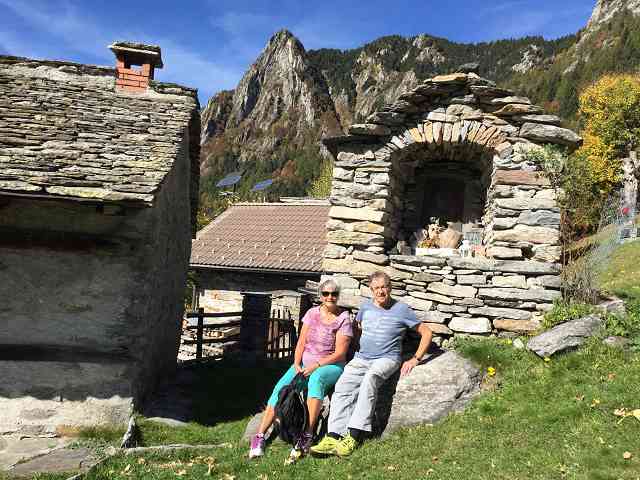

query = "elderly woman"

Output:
[[249, 279, 352, 461]]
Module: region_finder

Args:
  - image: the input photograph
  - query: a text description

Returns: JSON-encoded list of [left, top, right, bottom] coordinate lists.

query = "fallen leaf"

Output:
[[544, 357, 551, 363], [386, 465, 396, 470], [137, 458, 146, 465], [607, 373, 616, 380], [123, 464, 131, 473], [590, 399, 601, 408], [631, 409, 640, 421], [176, 470, 187, 476], [487, 367, 496, 377], [623, 451, 633, 460], [575, 395, 585, 402], [614, 408, 627, 417]]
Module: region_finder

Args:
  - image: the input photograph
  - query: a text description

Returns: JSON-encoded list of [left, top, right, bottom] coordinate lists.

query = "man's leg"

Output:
[[347, 357, 400, 434], [311, 358, 369, 456], [326, 357, 370, 437]]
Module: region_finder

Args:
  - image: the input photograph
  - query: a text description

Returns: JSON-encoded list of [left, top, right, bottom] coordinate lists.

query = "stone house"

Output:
[[190, 201, 329, 314], [0, 42, 200, 433], [322, 72, 582, 341]]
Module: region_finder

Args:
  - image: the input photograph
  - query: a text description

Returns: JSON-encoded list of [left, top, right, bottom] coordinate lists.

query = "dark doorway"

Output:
[[422, 177, 466, 224]]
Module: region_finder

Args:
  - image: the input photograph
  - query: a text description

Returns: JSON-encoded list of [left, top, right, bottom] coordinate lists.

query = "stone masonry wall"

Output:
[[322, 72, 581, 337], [0, 130, 193, 433]]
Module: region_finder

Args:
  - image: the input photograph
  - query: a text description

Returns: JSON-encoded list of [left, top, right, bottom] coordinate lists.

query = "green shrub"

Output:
[[605, 299, 640, 337], [543, 300, 597, 329]]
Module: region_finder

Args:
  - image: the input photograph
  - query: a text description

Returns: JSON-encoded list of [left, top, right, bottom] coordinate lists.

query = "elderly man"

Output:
[[311, 271, 432, 457]]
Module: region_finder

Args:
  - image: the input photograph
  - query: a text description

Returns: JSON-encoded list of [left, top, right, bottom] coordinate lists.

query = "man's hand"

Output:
[[400, 357, 419, 377]]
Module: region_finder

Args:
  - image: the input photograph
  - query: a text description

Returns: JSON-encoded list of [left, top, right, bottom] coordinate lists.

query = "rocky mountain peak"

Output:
[[587, 0, 640, 28]]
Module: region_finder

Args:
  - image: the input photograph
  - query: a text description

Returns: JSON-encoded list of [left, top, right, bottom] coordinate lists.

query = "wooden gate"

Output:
[[265, 308, 301, 359]]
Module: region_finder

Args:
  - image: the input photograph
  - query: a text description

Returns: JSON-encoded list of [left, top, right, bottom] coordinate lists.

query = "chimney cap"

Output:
[[108, 41, 163, 68]]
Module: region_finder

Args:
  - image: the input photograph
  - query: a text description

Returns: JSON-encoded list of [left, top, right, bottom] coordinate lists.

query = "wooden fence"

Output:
[[265, 308, 301, 359]]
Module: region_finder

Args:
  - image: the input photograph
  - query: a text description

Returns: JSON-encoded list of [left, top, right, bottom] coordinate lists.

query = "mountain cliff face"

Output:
[[200, 1, 640, 201]]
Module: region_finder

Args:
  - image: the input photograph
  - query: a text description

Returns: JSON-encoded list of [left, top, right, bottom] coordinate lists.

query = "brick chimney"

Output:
[[109, 42, 163, 92]]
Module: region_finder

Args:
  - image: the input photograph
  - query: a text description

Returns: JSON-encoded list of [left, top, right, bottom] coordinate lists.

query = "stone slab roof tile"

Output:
[[191, 203, 330, 273], [0, 55, 199, 207]]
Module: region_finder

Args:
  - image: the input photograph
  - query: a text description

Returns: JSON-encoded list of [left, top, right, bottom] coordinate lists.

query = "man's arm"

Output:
[[400, 322, 432, 377]]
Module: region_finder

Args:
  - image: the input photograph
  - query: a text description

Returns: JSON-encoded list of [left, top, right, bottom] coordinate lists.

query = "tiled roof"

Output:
[[0, 55, 199, 208], [191, 202, 329, 273]]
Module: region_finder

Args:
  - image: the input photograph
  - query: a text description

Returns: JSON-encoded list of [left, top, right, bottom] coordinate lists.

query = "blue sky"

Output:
[[0, 0, 595, 104]]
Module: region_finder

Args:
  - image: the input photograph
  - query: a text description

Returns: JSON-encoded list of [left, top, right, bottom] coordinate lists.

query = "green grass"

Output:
[[599, 239, 640, 302], [62, 338, 640, 480]]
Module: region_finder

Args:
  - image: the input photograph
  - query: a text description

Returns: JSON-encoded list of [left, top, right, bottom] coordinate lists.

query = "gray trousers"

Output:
[[327, 356, 401, 435]]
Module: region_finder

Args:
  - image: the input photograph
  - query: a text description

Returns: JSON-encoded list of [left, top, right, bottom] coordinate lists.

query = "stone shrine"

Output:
[[322, 72, 582, 339]]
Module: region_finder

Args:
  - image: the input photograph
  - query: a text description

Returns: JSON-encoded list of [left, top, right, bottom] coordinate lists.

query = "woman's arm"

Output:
[[293, 323, 309, 374], [302, 332, 351, 377]]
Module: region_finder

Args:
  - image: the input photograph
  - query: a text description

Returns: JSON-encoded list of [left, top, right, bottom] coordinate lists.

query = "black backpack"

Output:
[[274, 373, 308, 445]]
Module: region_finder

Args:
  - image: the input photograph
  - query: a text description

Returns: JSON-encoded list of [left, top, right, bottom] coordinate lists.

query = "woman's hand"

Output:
[[294, 363, 304, 374], [302, 363, 319, 377]]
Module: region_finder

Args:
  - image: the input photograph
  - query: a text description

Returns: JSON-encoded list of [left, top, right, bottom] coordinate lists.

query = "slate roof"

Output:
[[191, 202, 330, 273], [0, 55, 199, 208]]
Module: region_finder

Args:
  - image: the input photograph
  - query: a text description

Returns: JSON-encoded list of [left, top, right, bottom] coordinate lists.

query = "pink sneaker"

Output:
[[249, 433, 266, 459]]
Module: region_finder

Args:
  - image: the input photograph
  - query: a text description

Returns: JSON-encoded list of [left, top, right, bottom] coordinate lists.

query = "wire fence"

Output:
[[563, 189, 636, 303]]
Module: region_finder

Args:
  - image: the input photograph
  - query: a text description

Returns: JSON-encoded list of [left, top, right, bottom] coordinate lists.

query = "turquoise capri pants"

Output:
[[267, 363, 345, 406]]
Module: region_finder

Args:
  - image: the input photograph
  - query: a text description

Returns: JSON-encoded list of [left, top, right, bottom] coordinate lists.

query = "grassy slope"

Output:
[[49, 338, 639, 480], [599, 239, 640, 302]]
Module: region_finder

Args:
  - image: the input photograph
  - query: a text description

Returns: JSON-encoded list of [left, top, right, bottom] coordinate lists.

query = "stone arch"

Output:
[[321, 72, 582, 337]]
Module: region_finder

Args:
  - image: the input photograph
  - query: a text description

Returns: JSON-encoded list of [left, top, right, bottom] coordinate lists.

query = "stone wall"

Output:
[[322, 72, 581, 337], [0, 130, 194, 434]]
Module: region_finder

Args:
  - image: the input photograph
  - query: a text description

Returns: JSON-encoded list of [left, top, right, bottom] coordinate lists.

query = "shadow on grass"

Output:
[[187, 357, 291, 426]]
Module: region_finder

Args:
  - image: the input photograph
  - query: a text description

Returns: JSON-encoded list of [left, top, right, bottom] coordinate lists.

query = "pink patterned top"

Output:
[[301, 306, 353, 367]]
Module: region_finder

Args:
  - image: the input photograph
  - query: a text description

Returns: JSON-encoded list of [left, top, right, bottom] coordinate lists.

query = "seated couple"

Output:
[[249, 271, 433, 461]]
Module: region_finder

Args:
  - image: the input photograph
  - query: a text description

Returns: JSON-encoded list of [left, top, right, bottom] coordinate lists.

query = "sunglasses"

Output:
[[321, 291, 339, 297]]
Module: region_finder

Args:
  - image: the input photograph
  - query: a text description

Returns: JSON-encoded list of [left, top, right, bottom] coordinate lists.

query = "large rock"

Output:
[[353, 250, 389, 265], [487, 246, 522, 259], [428, 282, 477, 298], [478, 287, 561, 302], [329, 206, 388, 223], [449, 317, 492, 333], [492, 225, 560, 245], [493, 318, 541, 333], [495, 197, 557, 210], [447, 257, 560, 274], [378, 351, 481, 436], [469, 306, 531, 320], [350, 261, 412, 281], [402, 296, 433, 312], [526, 314, 603, 357], [390, 255, 447, 267], [519, 122, 582, 148], [491, 275, 527, 289], [517, 210, 561, 226], [417, 310, 452, 324], [327, 230, 385, 246]]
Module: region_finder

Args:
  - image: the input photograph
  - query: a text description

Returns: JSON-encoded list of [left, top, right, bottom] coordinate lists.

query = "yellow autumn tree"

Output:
[[565, 74, 640, 233], [576, 74, 640, 190]]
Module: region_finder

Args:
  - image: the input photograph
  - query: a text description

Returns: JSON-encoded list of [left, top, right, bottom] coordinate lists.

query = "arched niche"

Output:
[[322, 72, 582, 272]]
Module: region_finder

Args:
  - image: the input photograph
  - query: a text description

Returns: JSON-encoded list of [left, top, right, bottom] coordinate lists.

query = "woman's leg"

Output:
[[257, 405, 276, 435], [306, 398, 323, 432], [307, 364, 345, 433], [259, 364, 298, 434]]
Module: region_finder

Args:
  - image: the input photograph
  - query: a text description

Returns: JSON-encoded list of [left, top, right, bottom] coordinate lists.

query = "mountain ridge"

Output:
[[199, 0, 640, 213]]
